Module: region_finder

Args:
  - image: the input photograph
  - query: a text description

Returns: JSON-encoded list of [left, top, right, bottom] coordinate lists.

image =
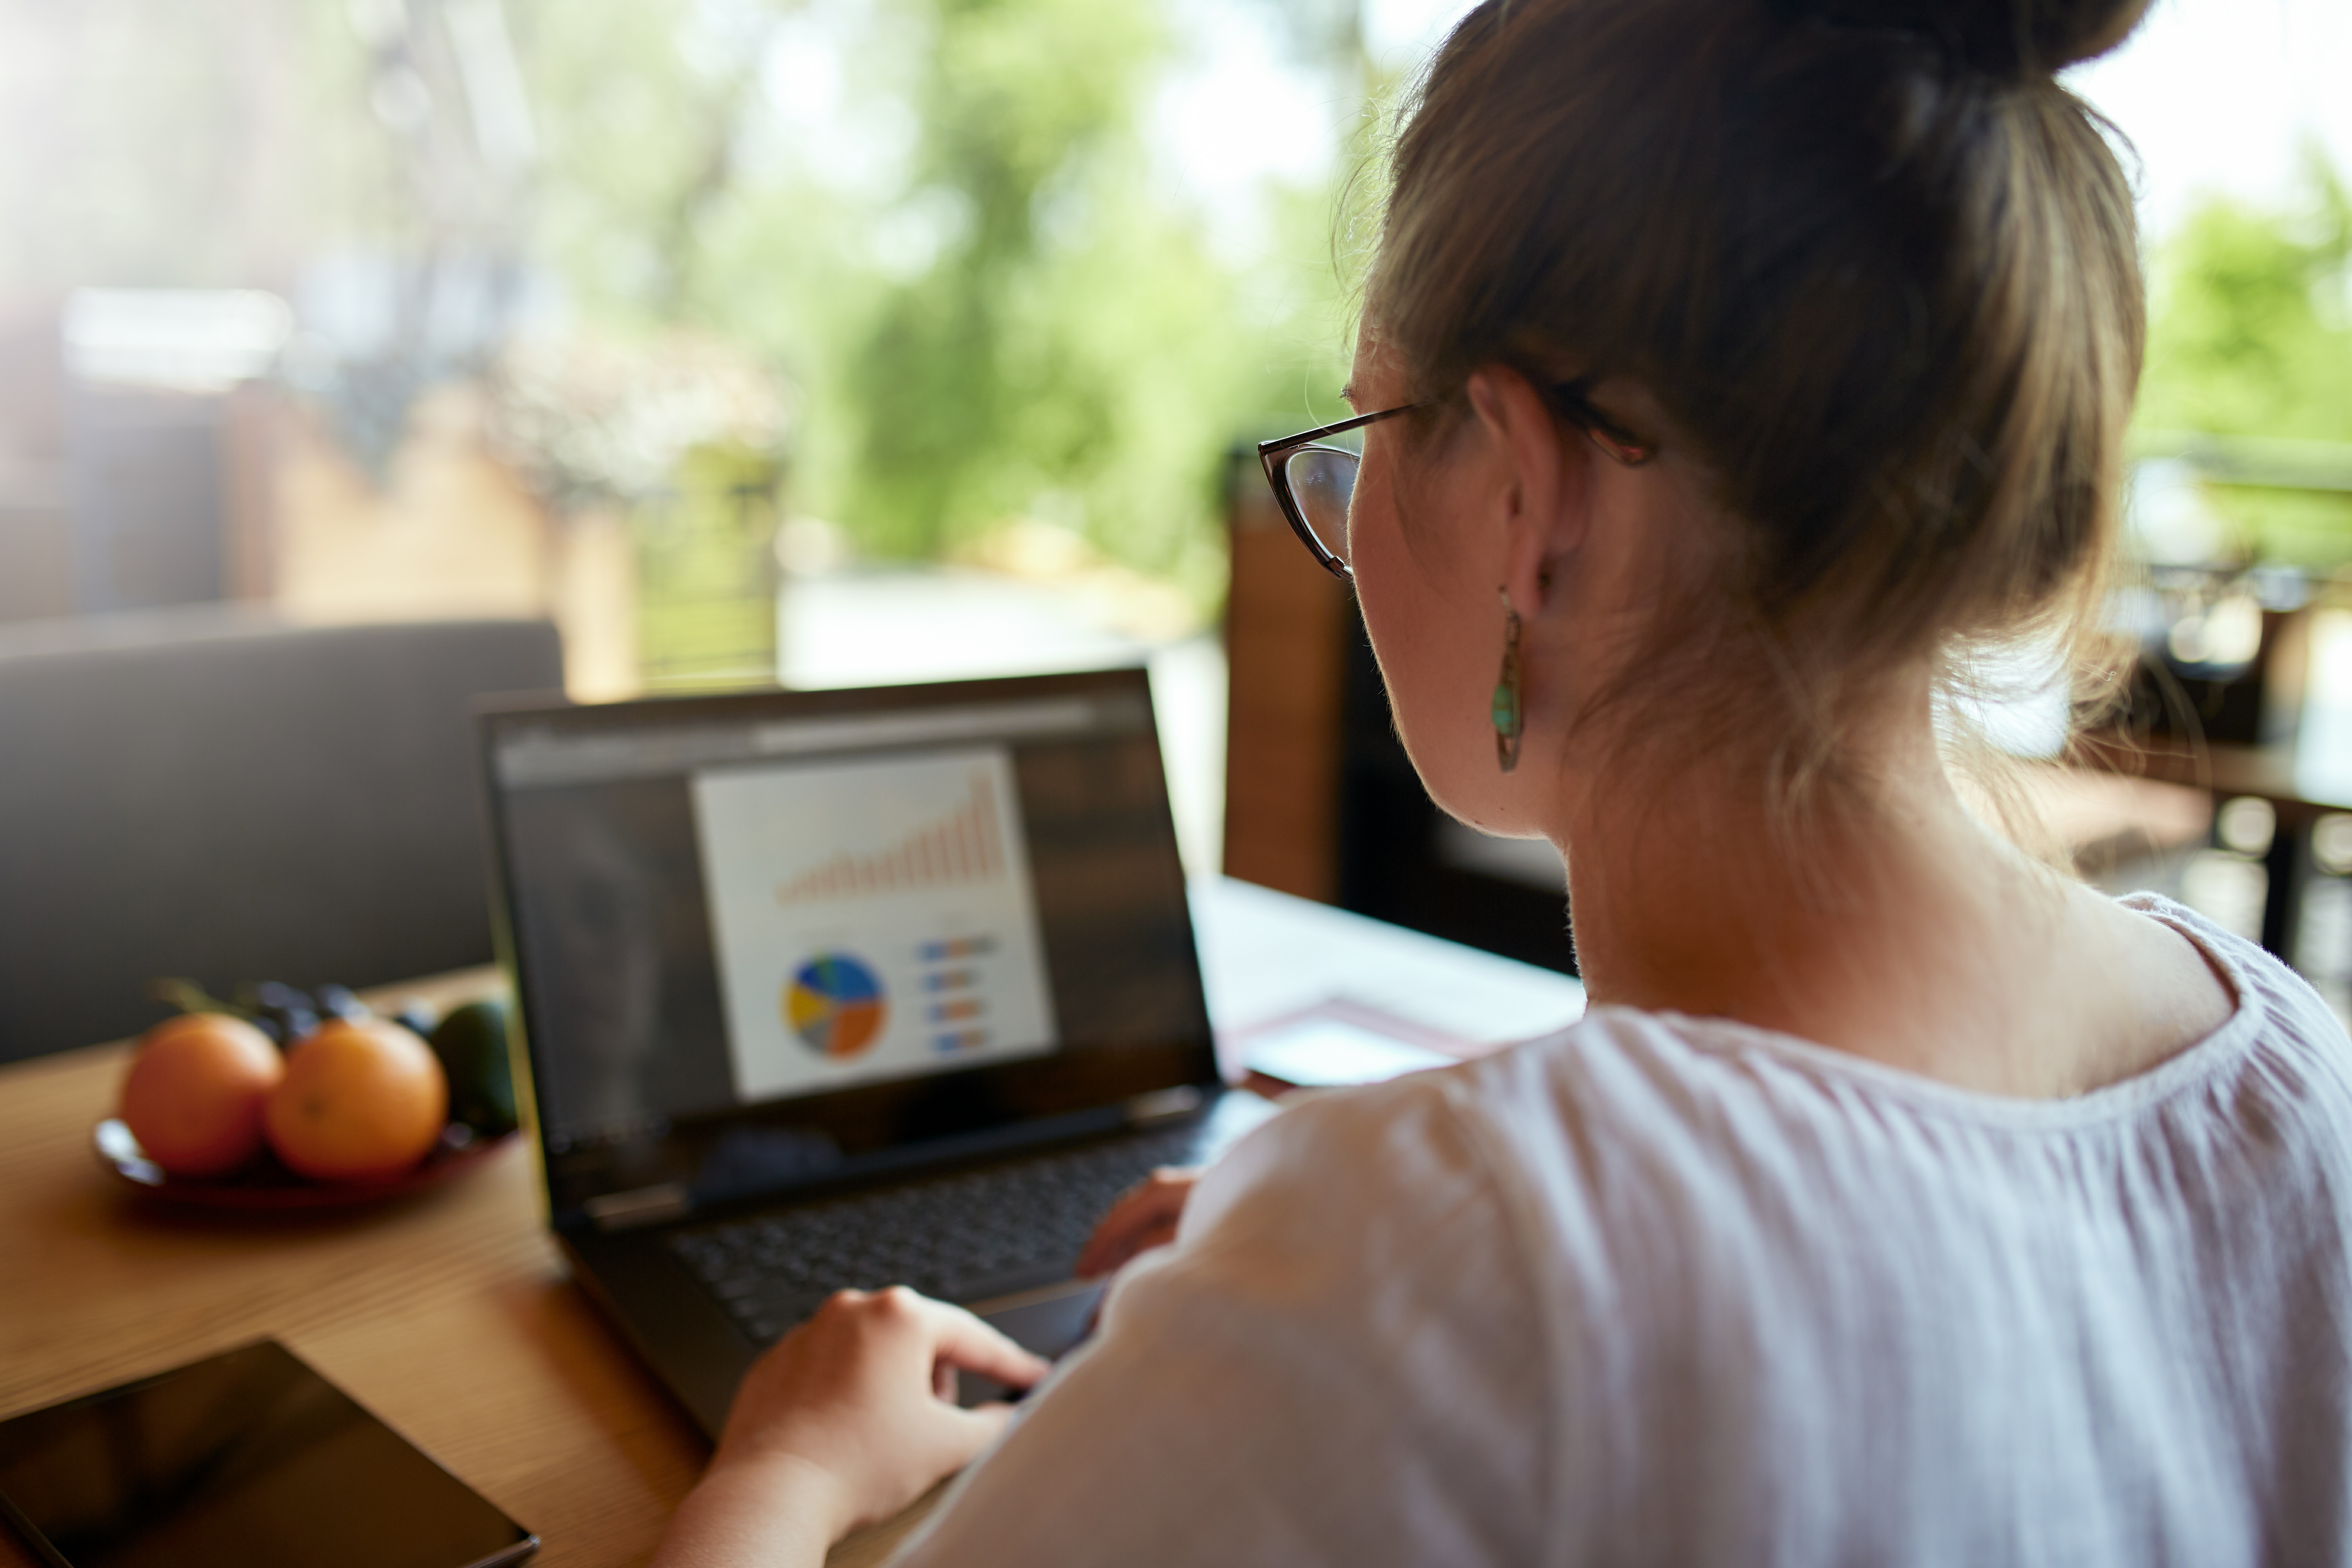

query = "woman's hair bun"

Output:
[[1775, 0, 2154, 78]]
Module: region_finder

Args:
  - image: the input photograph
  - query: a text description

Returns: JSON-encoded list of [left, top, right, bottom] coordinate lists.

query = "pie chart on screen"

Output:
[[785, 955, 888, 1060]]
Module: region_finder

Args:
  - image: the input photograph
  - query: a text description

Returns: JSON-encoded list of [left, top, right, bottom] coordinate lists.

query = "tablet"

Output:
[[0, 1340, 537, 1568]]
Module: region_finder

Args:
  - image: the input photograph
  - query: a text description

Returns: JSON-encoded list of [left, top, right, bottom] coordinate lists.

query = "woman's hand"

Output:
[[1076, 1166, 1201, 1279], [653, 1287, 1050, 1568]]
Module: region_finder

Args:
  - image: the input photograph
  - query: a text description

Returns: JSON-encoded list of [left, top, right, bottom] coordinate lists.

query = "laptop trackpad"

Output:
[[959, 1279, 1104, 1407]]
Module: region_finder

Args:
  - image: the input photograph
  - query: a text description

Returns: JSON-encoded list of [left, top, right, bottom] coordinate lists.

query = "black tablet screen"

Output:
[[0, 1340, 535, 1568]]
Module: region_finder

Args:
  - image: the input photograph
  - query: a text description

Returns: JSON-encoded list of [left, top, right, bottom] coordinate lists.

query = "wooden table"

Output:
[[0, 881, 1586, 1567], [0, 967, 943, 1568]]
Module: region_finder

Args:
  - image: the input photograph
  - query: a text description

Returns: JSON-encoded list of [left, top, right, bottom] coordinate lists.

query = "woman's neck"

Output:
[[1547, 704, 2203, 1097]]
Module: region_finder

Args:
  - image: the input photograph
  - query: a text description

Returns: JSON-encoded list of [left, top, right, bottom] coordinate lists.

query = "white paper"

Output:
[[1243, 1019, 1456, 1088]]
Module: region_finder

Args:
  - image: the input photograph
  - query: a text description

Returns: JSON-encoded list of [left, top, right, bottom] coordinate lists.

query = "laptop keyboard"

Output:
[[667, 1125, 1202, 1345]]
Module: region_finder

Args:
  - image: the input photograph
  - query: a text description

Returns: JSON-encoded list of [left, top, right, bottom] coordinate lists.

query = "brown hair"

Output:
[[1369, 0, 2150, 813]]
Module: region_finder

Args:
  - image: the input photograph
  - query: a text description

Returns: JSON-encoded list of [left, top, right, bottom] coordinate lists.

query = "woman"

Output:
[[657, 0, 2352, 1561]]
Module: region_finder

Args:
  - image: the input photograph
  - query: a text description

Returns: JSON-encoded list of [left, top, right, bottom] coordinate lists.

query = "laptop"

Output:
[[477, 667, 1269, 1436]]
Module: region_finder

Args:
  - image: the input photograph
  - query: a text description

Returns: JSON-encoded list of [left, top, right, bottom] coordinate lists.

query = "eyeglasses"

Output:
[[1255, 385, 1657, 581]]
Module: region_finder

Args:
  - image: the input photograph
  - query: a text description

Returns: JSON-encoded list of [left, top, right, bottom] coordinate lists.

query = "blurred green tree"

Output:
[[842, 0, 1169, 560], [508, 0, 1365, 599], [2135, 152, 2352, 563]]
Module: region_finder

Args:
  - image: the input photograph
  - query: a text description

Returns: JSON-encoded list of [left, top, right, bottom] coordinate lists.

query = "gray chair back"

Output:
[[0, 610, 564, 1061]]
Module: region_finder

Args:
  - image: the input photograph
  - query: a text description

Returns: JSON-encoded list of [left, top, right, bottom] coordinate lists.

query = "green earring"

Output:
[[1492, 588, 1523, 773]]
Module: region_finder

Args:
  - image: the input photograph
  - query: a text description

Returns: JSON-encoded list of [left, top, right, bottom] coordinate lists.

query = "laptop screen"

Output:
[[480, 669, 1215, 1218]]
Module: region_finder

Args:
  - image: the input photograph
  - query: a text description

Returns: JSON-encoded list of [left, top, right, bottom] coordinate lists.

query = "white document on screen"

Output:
[[691, 746, 1059, 1103]]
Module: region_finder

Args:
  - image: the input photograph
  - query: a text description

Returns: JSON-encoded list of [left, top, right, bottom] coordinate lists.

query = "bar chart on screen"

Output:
[[774, 769, 1008, 904], [692, 746, 1060, 1102]]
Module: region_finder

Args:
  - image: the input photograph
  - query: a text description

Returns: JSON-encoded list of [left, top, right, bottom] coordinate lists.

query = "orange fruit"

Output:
[[120, 1013, 285, 1178], [265, 1018, 448, 1182]]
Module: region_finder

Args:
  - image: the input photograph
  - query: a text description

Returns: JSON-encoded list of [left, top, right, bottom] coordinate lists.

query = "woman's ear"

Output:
[[1464, 365, 1590, 618]]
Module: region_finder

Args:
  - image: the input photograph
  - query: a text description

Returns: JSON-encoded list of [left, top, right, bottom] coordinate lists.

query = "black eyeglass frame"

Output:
[[1255, 383, 1657, 582]]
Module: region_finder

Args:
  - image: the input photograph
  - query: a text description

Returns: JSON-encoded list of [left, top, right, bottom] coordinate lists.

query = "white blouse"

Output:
[[891, 895, 2352, 1566]]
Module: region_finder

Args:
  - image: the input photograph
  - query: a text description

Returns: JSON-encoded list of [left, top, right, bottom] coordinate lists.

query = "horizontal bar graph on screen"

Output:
[[774, 770, 1009, 905], [918, 935, 998, 962]]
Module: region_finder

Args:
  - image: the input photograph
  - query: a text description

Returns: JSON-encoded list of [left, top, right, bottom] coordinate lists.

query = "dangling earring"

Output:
[[1491, 588, 1523, 773]]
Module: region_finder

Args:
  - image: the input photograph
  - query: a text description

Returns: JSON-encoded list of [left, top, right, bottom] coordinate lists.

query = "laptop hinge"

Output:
[[586, 1182, 693, 1232], [1124, 1085, 1204, 1127]]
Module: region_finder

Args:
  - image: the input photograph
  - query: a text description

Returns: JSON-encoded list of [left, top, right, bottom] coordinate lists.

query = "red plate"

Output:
[[93, 1118, 515, 1209]]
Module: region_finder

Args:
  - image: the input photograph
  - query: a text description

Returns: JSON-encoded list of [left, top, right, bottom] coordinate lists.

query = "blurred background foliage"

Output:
[[2134, 152, 2352, 567], [505, 0, 1389, 602], [506, 0, 1392, 599], [2, 0, 2347, 602], [0, 0, 1388, 613]]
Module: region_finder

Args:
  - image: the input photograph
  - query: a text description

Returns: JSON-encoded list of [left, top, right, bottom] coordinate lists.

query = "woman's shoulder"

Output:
[[1166, 1018, 1780, 1316], [1441, 906, 2352, 1265], [2115, 890, 2350, 1060], [1179, 1061, 1523, 1266]]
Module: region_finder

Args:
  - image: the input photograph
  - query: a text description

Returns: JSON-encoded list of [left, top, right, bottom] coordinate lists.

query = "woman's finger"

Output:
[[1077, 1203, 1175, 1276], [912, 1294, 1054, 1388], [1082, 1171, 1195, 1260], [684, 1287, 1049, 1552], [1105, 1216, 1181, 1276], [1076, 1167, 1198, 1277]]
